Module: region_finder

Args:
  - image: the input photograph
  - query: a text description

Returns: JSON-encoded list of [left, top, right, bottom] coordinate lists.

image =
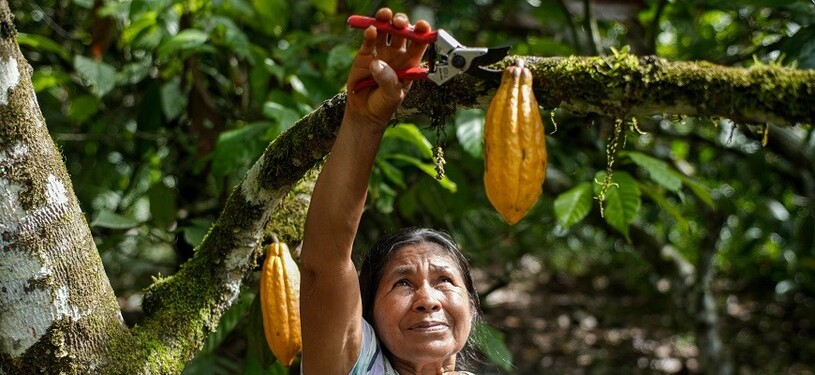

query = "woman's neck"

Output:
[[388, 355, 460, 375]]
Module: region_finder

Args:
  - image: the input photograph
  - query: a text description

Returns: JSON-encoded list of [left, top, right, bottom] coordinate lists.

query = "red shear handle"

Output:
[[352, 67, 429, 92], [347, 15, 438, 44]]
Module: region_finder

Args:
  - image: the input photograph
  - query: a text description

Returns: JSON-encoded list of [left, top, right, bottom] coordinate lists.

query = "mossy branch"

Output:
[[403, 55, 815, 126]]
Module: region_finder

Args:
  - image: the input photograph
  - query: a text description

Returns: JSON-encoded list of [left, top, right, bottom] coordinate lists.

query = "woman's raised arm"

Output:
[[298, 8, 430, 375]]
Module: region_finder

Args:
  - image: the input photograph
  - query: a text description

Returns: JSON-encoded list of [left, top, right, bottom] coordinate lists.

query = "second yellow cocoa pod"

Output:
[[259, 242, 302, 366], [484, 59, 547, 224]]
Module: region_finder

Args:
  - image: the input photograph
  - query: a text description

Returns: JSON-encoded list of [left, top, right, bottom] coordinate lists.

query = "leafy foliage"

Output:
[[13, 0, 815, 373]]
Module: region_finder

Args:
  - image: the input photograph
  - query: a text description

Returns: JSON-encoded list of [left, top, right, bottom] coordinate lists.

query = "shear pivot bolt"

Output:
[[452, 55, 466, 69]]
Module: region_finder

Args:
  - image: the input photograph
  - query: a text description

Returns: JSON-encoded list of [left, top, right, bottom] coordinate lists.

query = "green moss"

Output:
[[265, 165, 319, 246]]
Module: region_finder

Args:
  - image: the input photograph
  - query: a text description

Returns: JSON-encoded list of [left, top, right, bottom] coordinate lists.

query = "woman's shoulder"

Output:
[[349, 319, 394, 375]]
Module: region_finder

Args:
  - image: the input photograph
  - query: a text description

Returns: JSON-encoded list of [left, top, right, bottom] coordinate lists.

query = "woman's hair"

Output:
[[358, 227, 482, 367]]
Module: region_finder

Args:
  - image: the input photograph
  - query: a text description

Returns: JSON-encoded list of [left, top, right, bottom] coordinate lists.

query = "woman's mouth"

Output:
[[409, 321, 448, 332]]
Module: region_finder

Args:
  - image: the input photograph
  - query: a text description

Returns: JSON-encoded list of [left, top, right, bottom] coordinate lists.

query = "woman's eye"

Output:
[[394, 279, 411, 287], [438, 277, 453, 284]]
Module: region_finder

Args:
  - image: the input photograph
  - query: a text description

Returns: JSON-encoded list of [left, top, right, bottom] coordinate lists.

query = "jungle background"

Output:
[[9, 0, 815, 373]]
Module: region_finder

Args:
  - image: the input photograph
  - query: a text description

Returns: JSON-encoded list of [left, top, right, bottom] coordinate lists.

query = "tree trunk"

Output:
[[1, 0, 814, 372], [0, 3, 126, 372]]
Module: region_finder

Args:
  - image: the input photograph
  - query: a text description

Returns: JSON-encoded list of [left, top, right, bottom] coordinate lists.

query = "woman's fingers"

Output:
[[374, 8, 392, 50], [389, 13, 409, 51], [405, 19, 431, 66]]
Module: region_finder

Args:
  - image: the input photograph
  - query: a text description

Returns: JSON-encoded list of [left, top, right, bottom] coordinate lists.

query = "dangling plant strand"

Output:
[[433, 145, 446, 180], [761, 123, 770, 146], [596, 117, 625, 217], [429, 93, 450, 180], [629, 116, 645, 135]]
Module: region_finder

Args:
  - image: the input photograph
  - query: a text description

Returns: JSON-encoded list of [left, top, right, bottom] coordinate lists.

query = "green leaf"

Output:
[[454, 109, 485, 158], [376, 159, 406, 188], [554, 183, 593, 228], [262, 102, 301, 133], [309, 0, 337, 14], [677, 174, 715, 209], [31, 68, 71, 92], [595, 171, 641, 240], [212, 16, 253, 62], [473, 322, 514, 372], [17, 33, 70, 61], [326, 45, 355, 75], [245, 294, 277, 369], [624, 151, 682, 192], [182, 218, 213, 248], [67, 95, 100, 123], [157, 29, 210, 60], [117, 58, 154, 85], [137, 83, 163, 131], [383, 124, 433, 159], [121, 11, 158, 45], [251, 0, 288, 36], [385, 154, 457, 193], [200, 292, 254, 355], [148, 182, 177, 228], [638, 182, 690, 233], [210, 122, 272, 184], [74, 55, 117, 98], [91, 210, 142, 229], [161, 77, 188, 120]]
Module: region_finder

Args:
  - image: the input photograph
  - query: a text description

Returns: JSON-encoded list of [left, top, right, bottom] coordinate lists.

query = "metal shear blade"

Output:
[[426, 30, 508, 85], [347, 15, 509, 91]]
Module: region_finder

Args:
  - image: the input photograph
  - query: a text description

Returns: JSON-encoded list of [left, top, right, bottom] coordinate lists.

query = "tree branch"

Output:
[[401, 55, 815, 127]]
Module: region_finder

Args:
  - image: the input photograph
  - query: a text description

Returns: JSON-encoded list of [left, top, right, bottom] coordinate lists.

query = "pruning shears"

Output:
[[347, 15, 510, 92]]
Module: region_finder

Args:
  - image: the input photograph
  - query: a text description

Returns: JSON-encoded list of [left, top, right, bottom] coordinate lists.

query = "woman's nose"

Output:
[[412, 284, 441, 312]]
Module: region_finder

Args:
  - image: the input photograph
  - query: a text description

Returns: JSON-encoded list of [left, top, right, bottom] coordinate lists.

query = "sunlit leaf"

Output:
[[554, 182, 593, 228], [157, 29, 210, 60], [383, 124, 433, 159], [624, 151, 682, 192], [212, 16, 253, 62], [121, 12, 158, 45], [385, 154, 457, 193], [595, 171, 641, 240], [31, 68, 71, 92], [91, 210, 142, 229], [473, 322, 514, 372], [262, 102, 301, 133], [74, 55, 117, 98], [376, 159, 406, 188], [455, 109, 485, 158], [17, 33, 70, 61]]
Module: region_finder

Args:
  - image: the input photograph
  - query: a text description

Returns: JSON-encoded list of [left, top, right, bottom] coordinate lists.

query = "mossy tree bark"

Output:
[[1, 0, 813, 373], [0, 2, 127, 373]]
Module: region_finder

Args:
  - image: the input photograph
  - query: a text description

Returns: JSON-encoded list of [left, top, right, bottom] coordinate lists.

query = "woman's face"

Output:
[[372, 242, 473, 366]]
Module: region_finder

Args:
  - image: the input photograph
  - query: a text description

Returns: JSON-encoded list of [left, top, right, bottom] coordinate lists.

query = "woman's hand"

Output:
[[345, 8, 431, 127]]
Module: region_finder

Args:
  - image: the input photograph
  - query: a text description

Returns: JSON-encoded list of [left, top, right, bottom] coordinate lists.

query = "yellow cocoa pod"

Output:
[[260, 242, 302, 366], [483, 59, 547, 224]]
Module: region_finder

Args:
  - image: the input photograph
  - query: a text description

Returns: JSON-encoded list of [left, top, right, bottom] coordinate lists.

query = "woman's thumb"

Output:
[[370, 60, 403, 104]]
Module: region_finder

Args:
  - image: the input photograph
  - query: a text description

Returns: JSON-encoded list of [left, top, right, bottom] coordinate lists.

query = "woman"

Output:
[[299, 8, 481, 375]]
